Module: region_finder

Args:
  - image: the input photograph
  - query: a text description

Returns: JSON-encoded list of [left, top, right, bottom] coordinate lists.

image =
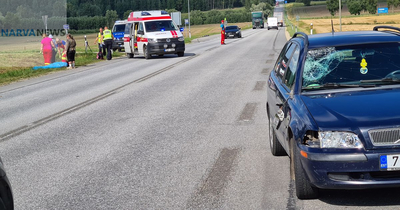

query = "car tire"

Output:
[[177, 52, 184, 57], [268, 112, 286, 156], [0, 197, 6, 210], [144, 46, 151, 60], [290, 138, 319, 199], [268, 27, 270, 30], [127, 53, 134, 58]]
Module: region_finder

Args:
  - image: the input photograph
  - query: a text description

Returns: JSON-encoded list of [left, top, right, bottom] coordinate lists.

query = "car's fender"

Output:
[[288, 95, 319, 146]]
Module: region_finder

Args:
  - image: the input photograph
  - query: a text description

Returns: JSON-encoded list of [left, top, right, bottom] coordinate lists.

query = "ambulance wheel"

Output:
[[144, 46, 151, 60], [177, 52, 184, 57], [127, 53, 133, 58]]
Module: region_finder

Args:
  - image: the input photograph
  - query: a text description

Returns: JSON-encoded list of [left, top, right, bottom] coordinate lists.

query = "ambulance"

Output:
[[124, 11, 185, 59]]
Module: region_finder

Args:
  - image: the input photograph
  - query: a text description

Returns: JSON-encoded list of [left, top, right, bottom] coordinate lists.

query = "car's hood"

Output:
[[301, 88, 400, 131]]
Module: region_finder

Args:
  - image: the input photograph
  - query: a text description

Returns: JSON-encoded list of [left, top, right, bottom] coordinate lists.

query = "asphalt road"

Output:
[[2, 26, 400, 209]]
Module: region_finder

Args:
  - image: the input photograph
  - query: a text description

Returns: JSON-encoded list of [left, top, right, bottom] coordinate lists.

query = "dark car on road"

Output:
[[0, 157, 13, 209], [267, 26, 400, 199], [225, 26, 242, 38]]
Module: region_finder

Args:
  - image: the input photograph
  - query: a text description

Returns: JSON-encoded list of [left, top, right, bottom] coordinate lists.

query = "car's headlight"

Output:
[[319, 131, 363, 149], [236, 31, 239, 33], [148, 38, 157, 43], [178, 36, 184, 42]]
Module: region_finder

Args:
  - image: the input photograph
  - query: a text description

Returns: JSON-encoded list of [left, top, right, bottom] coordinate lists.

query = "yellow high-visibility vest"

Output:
[[103, 30, 112, 40], [98, 32, 102, 43], [62, 52, 67, 62]]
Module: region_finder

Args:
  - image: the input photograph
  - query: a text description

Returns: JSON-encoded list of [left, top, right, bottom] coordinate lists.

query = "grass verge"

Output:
[[0, 51, 124, 86], [0, 22, 250, 86]]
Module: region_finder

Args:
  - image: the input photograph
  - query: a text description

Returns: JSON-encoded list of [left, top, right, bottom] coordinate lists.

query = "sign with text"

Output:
[[378, 7, 388, 14]]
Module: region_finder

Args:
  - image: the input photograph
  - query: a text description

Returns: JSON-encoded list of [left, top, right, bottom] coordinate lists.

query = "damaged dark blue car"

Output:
[[266, 26, 400, 199]]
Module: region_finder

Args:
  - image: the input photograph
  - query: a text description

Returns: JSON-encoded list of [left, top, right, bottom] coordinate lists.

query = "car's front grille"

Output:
[[157, 38, 179, 43], [369, 127, 400, 146]]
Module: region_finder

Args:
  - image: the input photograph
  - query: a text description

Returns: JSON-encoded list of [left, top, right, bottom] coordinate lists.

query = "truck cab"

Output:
[[251, 11, 265, 29]]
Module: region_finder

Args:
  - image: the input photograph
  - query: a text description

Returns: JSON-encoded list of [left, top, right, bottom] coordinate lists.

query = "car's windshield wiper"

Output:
[[360, 78, 400, 84], [302, 83, 376, 90]]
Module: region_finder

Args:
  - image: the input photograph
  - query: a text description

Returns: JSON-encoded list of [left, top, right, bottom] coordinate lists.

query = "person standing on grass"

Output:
[[49, 34, 57, 63], [40, 33, 55, 65], [94, 27, 106, 58], [65, 34, 77, 69], [103, 26, 114, 60]]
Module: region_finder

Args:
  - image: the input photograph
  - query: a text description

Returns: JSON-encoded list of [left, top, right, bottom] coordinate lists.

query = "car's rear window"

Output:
[[302, 43, 400, 87]]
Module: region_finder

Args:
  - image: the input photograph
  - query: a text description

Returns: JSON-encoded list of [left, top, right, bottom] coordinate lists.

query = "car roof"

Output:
[[292, 30, 400, 49], [310, 31, 400, 48]]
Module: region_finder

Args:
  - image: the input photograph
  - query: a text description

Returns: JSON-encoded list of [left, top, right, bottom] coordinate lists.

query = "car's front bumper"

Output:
[[300, 145, 400, 189], [147, 41, 185, 55], [225, 32, 240, 38], [112, 40, 124, 50]]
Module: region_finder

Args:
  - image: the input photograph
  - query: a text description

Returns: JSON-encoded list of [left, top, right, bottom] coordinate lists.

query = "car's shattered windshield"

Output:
[[302, 43, 400, 90]]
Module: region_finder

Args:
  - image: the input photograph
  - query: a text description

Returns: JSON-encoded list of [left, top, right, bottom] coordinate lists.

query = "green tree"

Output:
[[123, 10, 132, 19], [250, 2, 272, 16], [364, 0, 377, 14], [105, 10, 118, 28], [16, 5, 34, 18], [245, 0, 251, 11], [347, 0, 363, 15], [52, 0, 66, 17], [326, 0, 342, 16], [4, 12, 21, 29], [303, 0, 311, 6]]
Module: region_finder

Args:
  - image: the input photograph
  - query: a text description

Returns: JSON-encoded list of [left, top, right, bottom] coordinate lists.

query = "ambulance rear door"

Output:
[[123, 22, 133, 53]]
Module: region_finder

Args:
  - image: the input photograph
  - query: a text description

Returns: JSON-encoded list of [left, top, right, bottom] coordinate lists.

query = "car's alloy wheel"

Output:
[[290, 138, 319, 199], [268, 111, 286, 156]]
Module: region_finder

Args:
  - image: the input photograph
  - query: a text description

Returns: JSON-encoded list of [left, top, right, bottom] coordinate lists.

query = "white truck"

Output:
[[274, 11, 284, 27], [267, 17, 278, 30]]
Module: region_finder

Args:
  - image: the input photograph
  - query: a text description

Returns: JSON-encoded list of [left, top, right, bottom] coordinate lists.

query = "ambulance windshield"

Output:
[[145, 20, 177, 32]]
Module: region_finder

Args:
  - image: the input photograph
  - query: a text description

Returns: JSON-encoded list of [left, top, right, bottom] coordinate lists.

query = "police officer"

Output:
[[103, 26, 114, 60]]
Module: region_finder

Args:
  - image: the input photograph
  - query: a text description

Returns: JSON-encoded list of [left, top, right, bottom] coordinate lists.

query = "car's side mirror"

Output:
[[238, 28, 241, 30], [180, 28, 184, 32]]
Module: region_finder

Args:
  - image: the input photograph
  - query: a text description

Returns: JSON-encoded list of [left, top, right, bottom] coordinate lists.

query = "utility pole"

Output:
[[188, 0, 191, 38], [339, 0, 342, 31]]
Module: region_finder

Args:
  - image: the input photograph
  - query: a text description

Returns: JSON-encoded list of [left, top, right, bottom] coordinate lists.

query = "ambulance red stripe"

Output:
[[128, 16, 171, 21]]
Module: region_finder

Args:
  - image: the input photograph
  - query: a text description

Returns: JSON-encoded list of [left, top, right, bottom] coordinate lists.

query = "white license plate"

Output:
[[165, 48, 175, 52], [380, 155, 400, 170], [229, 35, 234, 37]]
